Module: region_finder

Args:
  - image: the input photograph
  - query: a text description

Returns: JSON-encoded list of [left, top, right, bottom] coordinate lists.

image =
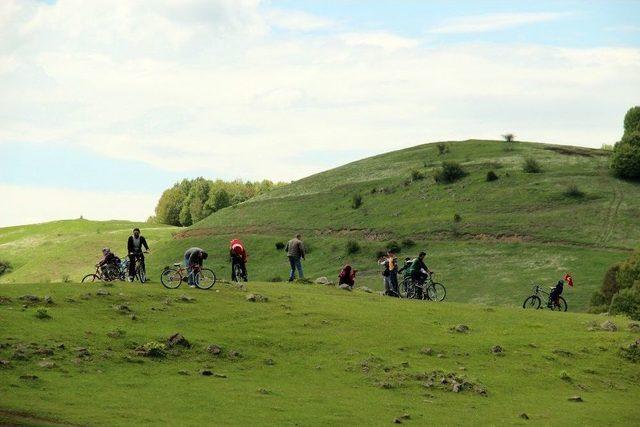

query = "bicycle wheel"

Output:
[[398, 277, 410, 298], [195, 268, 216, 290], [160, 268, 182, 289], [426, 283, 446, 302], [137, 263, 147, 283], [522, 295, 541, 309], [81, 274, 100, 283], [552, 297, 568, 312]]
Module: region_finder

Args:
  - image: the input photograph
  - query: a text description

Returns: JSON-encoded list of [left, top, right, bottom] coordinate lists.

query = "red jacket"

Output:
[[230, 239, 247, 262]]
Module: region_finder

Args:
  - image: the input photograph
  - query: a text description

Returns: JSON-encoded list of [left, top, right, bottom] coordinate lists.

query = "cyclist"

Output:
[[338, 264, 357, 289], [229, 238, 248, 282], [184, 247, 209, 287], [548, 273, 573, 308], [408, 251, 432, 298], [127, 228, 149, 282], [96, 247, 121, 279]]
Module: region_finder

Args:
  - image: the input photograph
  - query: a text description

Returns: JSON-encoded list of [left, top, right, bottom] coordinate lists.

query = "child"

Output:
[[338, 265, 357, 289], [548, 273, 573, 308]]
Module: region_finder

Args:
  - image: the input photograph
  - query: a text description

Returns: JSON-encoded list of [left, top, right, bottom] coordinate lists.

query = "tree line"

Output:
[[153, 178, 284, 226]]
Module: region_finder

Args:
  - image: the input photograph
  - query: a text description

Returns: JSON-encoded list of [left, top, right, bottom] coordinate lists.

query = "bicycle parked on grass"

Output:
[[398, 272, 447, 301], [160, 263, 216, 290], [128, 251, 149, 283], [522, 284, 568, 311]]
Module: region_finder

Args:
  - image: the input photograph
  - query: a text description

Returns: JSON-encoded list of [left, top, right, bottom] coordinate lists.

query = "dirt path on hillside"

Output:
[[598, 184, 623, 245]]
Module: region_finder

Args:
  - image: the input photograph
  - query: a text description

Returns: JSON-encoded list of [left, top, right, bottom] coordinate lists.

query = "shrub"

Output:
[[35, 308, 51, 320], [611, 133, 640, 180], [609, 288, 640, 320], [0, 260, 11, 276], [346, 240, 361, 255], [486, 170, 499, 182], [563, 184, 584, 198], [453, 213, 462, 223], [352, 193, 363, 209], [411, 169, 425, 181], [386, 241, 402, 254], [402, 238, 415, 248], [602, 264, 621, 303], [434, 161, 468, 184], [502, 133, 515, 143], [623, 106, 640, 135], [437, 143, 449, 155], [275, 242, 285, 251], [138, 341, 167, 358], [522, 158, 542, 173]]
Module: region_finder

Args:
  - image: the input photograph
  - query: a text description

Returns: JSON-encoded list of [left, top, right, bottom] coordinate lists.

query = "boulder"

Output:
[[453, 324, 469, 333], [179, 294, 195, 302], [600, 320, 617, 332], [568, 396, 583, 402], [200, 369, 214, 376], [420, 347, 434, 356], [207, 344, 223, 356], [628, 322, 640, 333], [167, 333, 190, 348], [359, 286, 373, 293], [519, 413, 529, 420], [96, 289, 110, 296], [44, 295, 53, 304], [38, 360, 56, 369], [246, 294, 268, 303], [228, 350, 241, 359], [314, 277, 331, 285], [491, 345, 503, 354], [338, 284, 352, 291]]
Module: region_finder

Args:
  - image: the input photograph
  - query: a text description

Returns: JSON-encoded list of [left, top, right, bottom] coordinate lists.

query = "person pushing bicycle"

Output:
[[184, 247, 208, 288], [408, 251, 432, 298], [229, 238, 248, 282], [127, 228, 149, 282]]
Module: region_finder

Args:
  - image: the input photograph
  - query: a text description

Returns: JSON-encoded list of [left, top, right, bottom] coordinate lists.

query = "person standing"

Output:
[[127, 228, 149, 282], [285, 234, 306, 281], [388, 252, 399, 296], [184, 247, 208, 287], [229, 238, 248, 282]]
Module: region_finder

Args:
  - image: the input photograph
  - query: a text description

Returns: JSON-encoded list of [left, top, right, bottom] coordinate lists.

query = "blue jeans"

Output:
[[184, 255, 195, 286], [288, 256, 303, 280]]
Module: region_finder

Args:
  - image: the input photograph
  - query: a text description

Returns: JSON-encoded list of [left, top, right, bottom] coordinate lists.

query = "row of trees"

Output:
[[154, 178, 284, 226], [611, 106, 640, 179]]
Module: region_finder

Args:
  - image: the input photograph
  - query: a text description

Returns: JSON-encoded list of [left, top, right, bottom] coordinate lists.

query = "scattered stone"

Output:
[[0, 359, 10, 368], [453, 324, 469, 333], [419, 347, 434, 355], [96, 289, 110, 296], [246, 293, 268, 302], [436, 353, 445, 358], [452, 382, 462, 393], [19, 374, 38, 380], [491, 345, 503, 354], [34, 347, 54, 356], [568, 396, 583, 402], [393, 418, 402, 424], [12, 349, 29, 361], [258, 388, 270, 395], [19, 295, 40, 303], [200, 369, 214, 376], [552, 349, 573, 357], [166, 333, 190, 349], [207, 344, 223, 356], [44, 295, 53, 304], [338, 284, 352, 291], [214, 373, 227, 378], [38, 360, 56, 369], [600, 320, 617, 332], [75, 347, 91, 357], [359, 286, 373, 293], [64, 298, 76, 303], [130, 313, 137, 321], [56, 343, 65, 350], [264, 358, 275, 365], [619, 338, 640, 363], [228, 350, 241, 359], [80, 293, 93, 300], [178, 370, 190, 375], [135, 342, 166, 358], [0, 296, 12, 304], [35, 308, 51, 320], [179, 294, 195, 302], [314, 277, 331, 285], [628, 322, 640, 333], [114, 304, 132, 314], [399, 414, 410, 420], [519, 413, 529, 420], [106, 329, 125, 338]]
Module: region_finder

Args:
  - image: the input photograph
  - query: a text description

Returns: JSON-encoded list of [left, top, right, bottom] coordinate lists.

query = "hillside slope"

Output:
[[1, 281, 639, 425]]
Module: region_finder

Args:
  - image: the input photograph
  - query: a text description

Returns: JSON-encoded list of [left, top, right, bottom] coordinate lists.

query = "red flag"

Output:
[[563, 273, 574, 287]]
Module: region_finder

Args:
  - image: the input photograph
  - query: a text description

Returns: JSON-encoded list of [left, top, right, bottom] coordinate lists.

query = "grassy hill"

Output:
[[1, 280, 639, 425], [1, 140, 639, 311]]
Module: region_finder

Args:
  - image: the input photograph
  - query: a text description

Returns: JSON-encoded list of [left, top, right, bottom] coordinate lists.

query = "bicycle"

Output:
[[398, 272, 446, 301], [160, 263, 216, 290], [128, 251, 149, 283], [522, 284, 568, 311], [231, 259, 248, 283], [81, 264, 123, 283]]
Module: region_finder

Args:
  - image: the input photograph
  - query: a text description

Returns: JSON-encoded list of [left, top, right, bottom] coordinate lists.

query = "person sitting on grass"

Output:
[[338, 265, 357, 289], [96, 247, 121, 279], [184, 247, 208, 288], [548, 273, 573, 308]]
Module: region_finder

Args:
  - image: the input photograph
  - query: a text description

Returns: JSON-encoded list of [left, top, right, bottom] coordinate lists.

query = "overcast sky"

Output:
[[1, 0, 639, 227]]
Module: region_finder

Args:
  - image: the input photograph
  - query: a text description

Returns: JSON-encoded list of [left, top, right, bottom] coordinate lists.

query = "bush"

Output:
[[411, 169, 425, 181], [609, 288, 640, 320], [434, 161, 468, 184], [611, 133, 640, 180], [35, 308, 51, 320], [624, 106, 640, 135], [453, 213, 462, 223], [502, 133, 515, 143], [486, 171, 499, 182], [346, 240, 361, 255], [437, 143, 449, 155], [138, 341, 167, 358], [275, 242, 285, 251], [522, 158, 542, 173], [0, 260, 11, 276], [352, 193, 363, 209], [563, 184, 584, 198], [386, 241, 402, 254], [602, 264, 621, 303], [402, 238, 415, 248]]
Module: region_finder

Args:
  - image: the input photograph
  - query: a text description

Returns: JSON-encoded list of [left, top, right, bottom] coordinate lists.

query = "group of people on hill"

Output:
[[96, 228, 150, 281]]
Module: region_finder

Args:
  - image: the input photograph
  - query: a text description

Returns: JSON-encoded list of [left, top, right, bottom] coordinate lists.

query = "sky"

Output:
[[1, 0, 639, 227]]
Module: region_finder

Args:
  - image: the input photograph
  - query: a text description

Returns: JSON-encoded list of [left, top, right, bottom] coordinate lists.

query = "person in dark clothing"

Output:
[[127, 228, 149, 282], [408, 251, 431, 299], [230, 239, 248, 282], [184, 247, 208, 287], [96, 247, 121, 279], [548, 273, 573, 308], [338, 265, 357, 289]]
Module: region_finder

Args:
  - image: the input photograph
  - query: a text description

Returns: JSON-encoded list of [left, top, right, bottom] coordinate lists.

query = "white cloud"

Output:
[[339, 31, 419, 50], [605, 25, 640, 33], [0, 184, 157, 227], [430, 12, 569, 34], [267, 8, 334, 31]]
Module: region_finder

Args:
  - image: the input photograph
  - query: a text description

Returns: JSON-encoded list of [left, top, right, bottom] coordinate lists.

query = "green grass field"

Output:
[[1, 280, 639, 426]]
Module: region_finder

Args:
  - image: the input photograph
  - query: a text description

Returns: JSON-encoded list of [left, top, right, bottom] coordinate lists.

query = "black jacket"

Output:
[[127, 236, 149, 254]]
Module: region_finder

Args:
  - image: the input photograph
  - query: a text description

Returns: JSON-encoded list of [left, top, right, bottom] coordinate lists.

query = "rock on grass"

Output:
[[600, 320, 617, 332], [568, 396, 583, 402], [246, 293, 268, 302], [166, 333, 190, 349]]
